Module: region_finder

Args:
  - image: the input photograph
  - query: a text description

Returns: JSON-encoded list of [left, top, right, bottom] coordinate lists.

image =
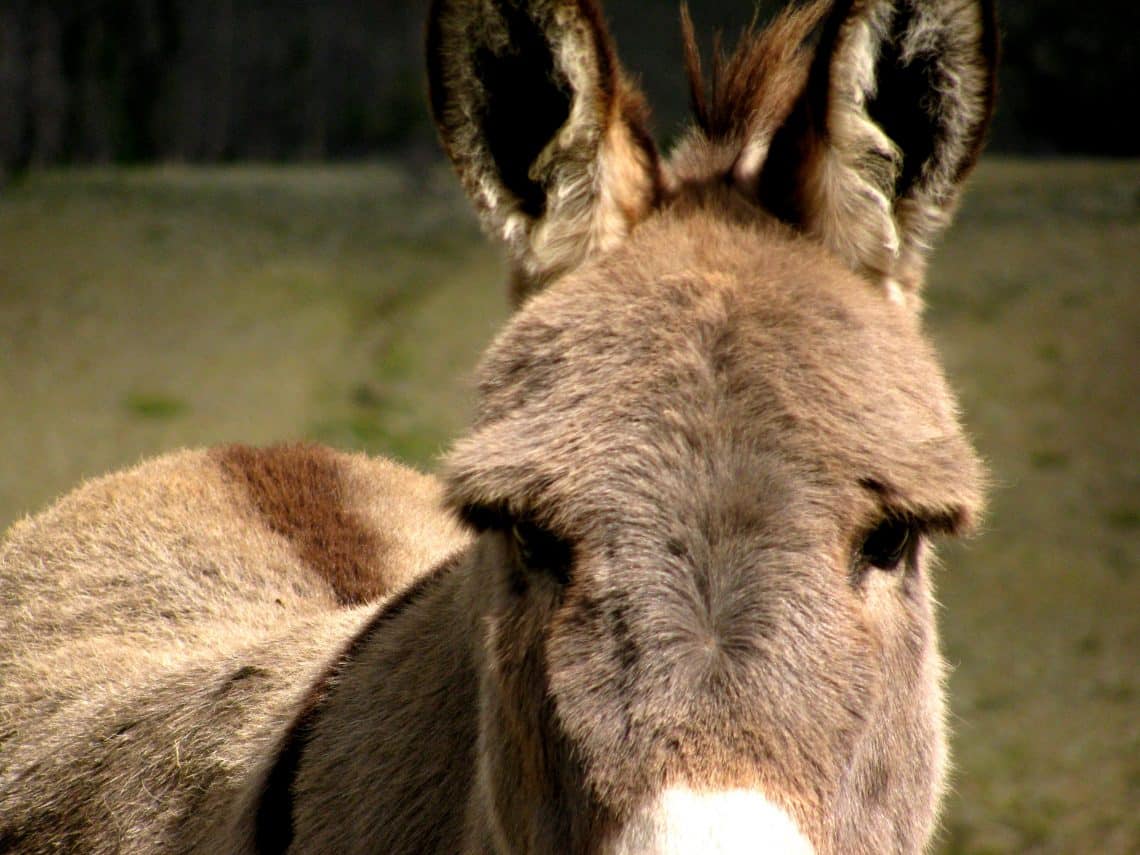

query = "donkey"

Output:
[[0, 0, 997, 851]]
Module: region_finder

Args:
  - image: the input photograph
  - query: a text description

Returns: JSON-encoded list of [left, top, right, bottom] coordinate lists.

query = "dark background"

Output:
[[1, 0, 1135, 176]]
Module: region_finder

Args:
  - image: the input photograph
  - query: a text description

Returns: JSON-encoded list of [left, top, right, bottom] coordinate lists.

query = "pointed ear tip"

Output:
[[966, 0, 1002, 157], [982, 0, 1002, 73], [424, 0, 463, 126]]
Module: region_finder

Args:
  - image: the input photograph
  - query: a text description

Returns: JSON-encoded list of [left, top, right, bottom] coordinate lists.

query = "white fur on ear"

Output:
[[882, 0, 997, 294], [801, 1, 902, 287], [755, 0, 997, 303], [428, 0, 660, 304]]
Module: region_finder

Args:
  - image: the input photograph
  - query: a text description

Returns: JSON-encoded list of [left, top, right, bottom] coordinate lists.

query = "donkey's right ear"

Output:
[[428, 0, 661, 303]]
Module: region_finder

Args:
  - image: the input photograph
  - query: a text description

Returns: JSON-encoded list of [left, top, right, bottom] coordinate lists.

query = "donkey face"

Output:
[[430, 1, 996, 852]]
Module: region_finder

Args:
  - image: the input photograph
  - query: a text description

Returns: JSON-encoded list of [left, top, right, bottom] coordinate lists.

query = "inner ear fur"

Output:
[[755, 0, 998, 303], [428, 0, 661, 304]]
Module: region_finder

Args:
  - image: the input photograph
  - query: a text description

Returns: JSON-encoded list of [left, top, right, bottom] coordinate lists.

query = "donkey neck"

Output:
[[268, 547, 489, 854]]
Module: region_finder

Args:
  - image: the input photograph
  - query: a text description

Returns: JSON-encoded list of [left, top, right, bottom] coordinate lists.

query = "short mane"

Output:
[[682, 0, 830, 142]]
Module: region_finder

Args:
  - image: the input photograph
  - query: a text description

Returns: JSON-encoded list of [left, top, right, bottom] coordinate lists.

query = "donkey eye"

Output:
[[858, 518, 914, 572], [511, 520, 572, 584]]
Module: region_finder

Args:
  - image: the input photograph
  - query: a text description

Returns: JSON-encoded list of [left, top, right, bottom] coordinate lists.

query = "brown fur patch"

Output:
[[211, 443, 387, 607]]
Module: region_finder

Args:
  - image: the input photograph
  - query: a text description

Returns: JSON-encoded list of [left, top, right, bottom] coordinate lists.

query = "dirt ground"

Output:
[[1, 159, 1136, 852], [925, 161, 1139, 853]]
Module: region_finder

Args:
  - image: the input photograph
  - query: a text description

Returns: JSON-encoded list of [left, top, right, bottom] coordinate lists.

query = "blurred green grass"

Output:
[[1, 159, 1137, 853], [0, 164, 508, 521]]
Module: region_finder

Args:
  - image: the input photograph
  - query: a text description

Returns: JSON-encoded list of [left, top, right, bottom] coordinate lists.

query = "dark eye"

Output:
[[511, 520, 572, 585], [858, 518, 914, 572]]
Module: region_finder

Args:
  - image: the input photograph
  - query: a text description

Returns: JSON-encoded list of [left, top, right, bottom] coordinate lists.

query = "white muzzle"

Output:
[[604, 788, 815, 854]]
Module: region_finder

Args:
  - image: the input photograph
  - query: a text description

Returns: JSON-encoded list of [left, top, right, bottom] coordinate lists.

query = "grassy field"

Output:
[[1, 160, 1137, 852], [0, 164, 508, 520]]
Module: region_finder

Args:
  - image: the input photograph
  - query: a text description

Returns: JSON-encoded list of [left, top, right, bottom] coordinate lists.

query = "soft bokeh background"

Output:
[[1, 3, 1137, 853], [1, 0, 1137, 168]]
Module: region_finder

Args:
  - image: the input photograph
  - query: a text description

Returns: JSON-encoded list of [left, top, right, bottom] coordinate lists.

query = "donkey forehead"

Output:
[[446, 215, 983, 533]]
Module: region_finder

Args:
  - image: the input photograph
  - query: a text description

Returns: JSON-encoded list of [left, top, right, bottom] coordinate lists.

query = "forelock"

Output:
[[682, 1, 830, 145]]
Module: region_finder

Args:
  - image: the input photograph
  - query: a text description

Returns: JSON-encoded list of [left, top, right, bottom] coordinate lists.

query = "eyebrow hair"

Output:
[[857, 475, 973, 536], [857, 476, 894, 498]]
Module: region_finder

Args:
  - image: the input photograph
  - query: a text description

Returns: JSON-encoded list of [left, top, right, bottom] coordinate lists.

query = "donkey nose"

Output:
[[604, 788, 815, 854]]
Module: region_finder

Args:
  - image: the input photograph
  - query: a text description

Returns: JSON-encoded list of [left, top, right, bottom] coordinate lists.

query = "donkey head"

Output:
[[429, 0, 995, 851]]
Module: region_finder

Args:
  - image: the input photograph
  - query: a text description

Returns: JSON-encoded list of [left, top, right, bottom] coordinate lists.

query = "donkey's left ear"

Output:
[[754, 0, 998, 305], [428, 0, 662, 304]]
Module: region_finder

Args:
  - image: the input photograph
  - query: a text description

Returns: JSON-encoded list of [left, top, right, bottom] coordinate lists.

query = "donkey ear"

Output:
[[428, 0, 662, 303], [754, 0, 998, 304]]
